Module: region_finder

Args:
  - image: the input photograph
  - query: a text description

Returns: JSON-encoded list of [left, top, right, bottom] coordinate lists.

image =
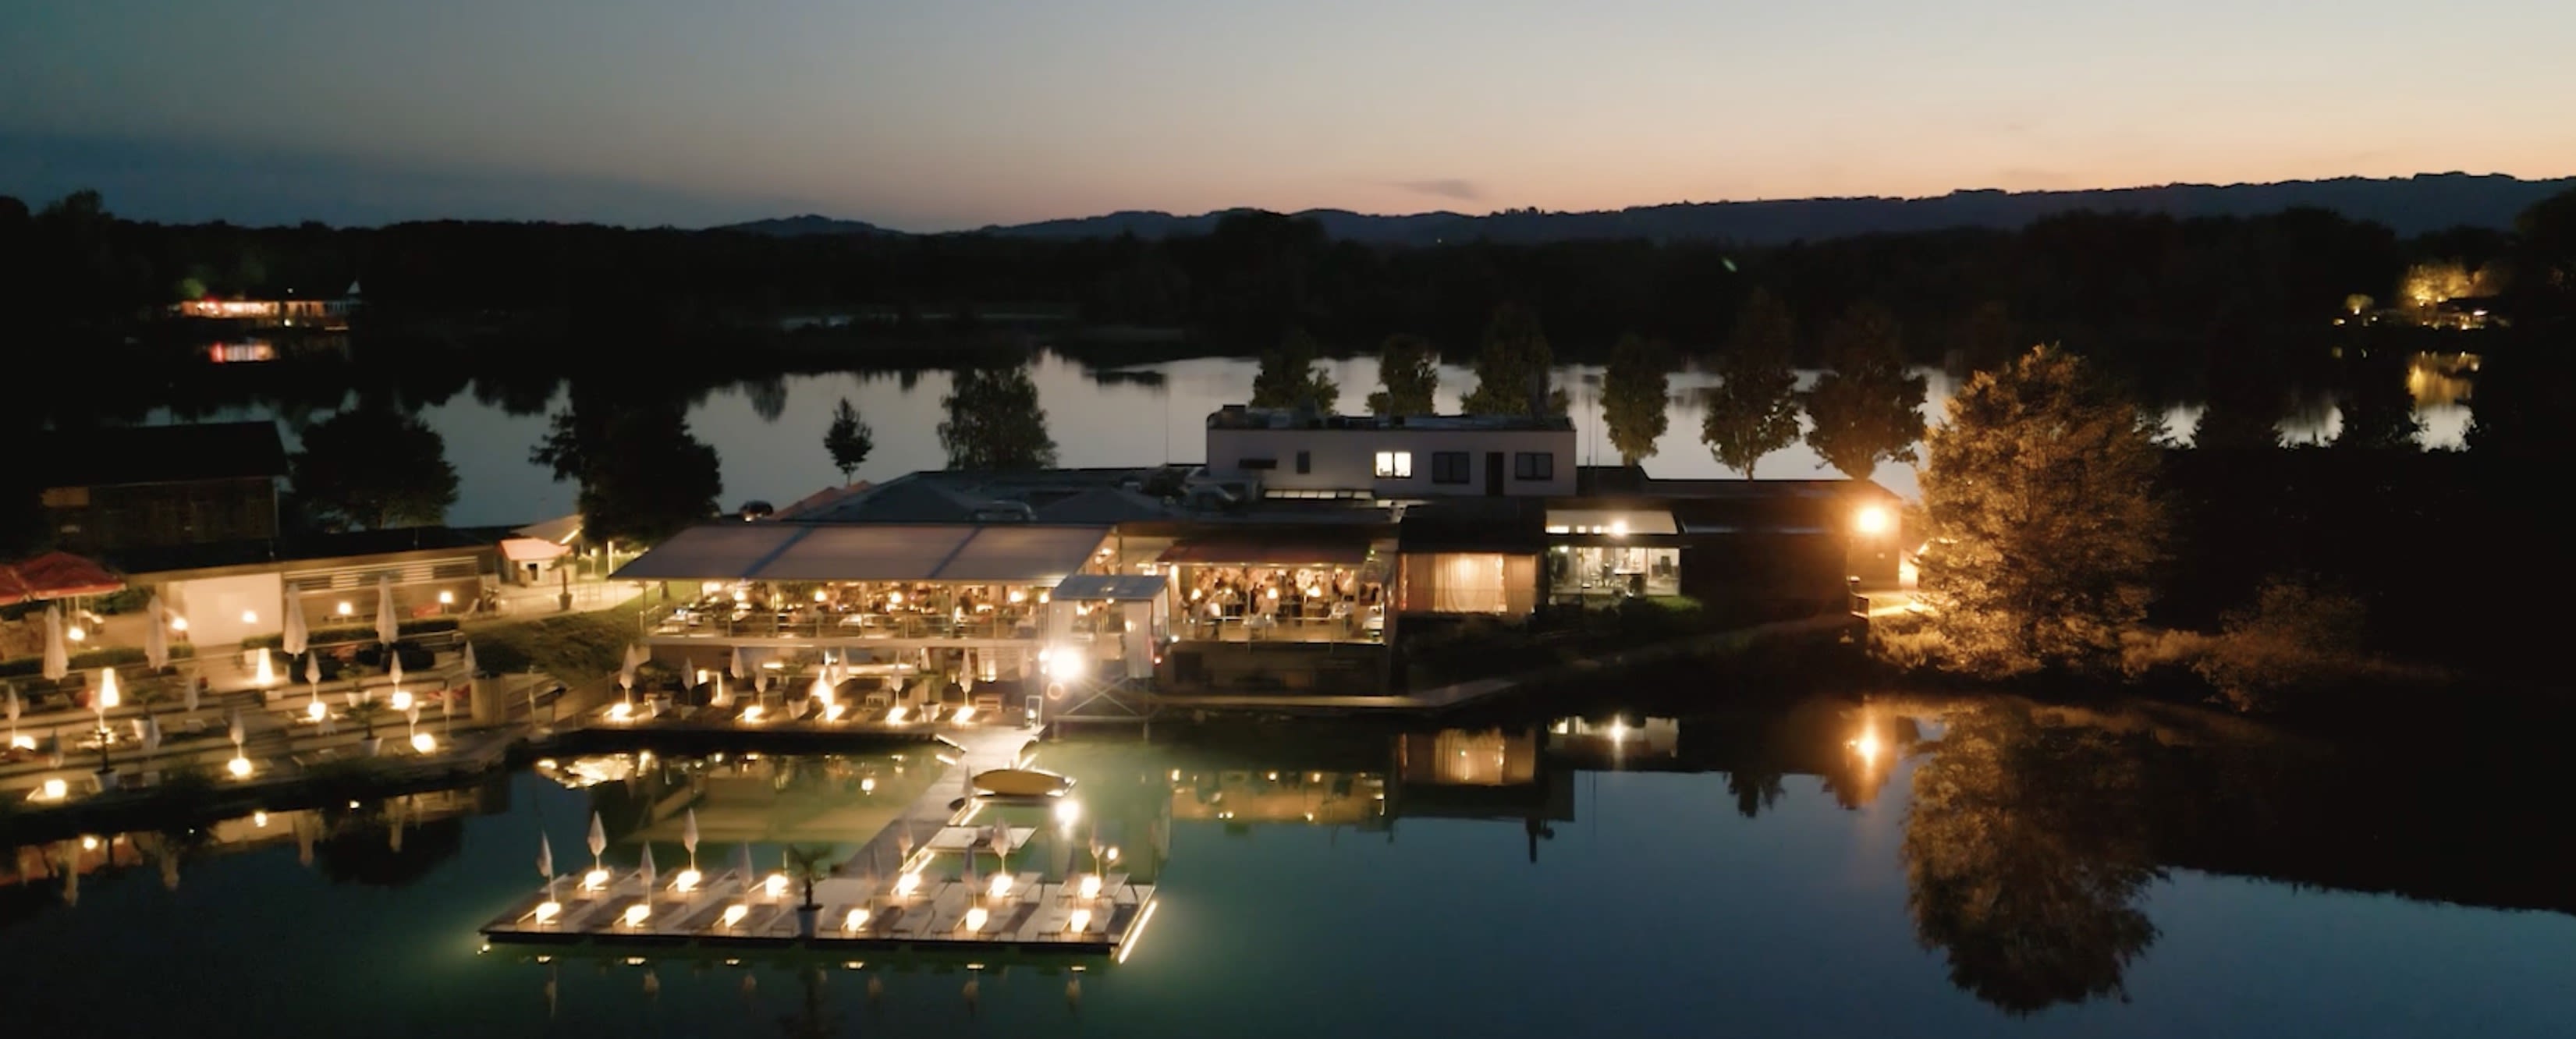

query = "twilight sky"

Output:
[[5, 0, 2572, 229]]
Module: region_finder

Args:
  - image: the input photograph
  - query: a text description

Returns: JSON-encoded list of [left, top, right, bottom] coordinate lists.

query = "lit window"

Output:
[[1373, 451, 1413, 479], [1513, 452, 1555, 480]]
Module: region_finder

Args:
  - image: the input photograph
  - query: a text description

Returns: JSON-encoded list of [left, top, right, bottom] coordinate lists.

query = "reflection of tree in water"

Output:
[[1903, 704, 2161, 1014], [1725, 770, 1785, 818], [743, 376, 790, 423]]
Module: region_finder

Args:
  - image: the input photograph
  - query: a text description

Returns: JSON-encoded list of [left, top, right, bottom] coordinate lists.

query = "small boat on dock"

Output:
[[972, 768, 1073, 798]]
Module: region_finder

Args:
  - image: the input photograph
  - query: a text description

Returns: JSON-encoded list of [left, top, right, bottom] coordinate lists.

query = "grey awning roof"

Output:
[[1048, 574, 1170, 601], [612, 523, 1110, 583]]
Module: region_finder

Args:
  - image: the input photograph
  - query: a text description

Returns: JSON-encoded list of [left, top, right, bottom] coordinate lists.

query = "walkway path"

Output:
[[836, 726, 1034, 882]]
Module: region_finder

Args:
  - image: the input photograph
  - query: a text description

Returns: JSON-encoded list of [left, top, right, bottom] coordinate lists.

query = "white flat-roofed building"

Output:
[[1203, 405, 1577, 499]]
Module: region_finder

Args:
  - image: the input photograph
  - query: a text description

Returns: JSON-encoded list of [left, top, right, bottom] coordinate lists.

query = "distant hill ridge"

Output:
[[725, 172, 2573, 244]]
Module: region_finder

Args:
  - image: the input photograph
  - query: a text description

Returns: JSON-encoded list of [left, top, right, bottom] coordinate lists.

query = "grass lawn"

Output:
[[463, 597, 650, 686]]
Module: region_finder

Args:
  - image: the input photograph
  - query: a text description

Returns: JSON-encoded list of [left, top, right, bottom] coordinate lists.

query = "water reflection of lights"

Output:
[[1053, 798, 1081, 825], [1115, 900, 1160, 964], [1851, 730, 1884, 766]]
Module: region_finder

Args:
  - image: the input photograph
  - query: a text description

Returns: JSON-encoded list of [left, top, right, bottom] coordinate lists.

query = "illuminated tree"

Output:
[[1249, 328, 1339, 412], [1365, 334, 1439, 415], [293, 406, 459, 530], [823, 397, 874, 482], [939, 367, 1058, 470], [1460, 303, 1569, 416], [1904, 704, 2162, 1014], [1701, 289, 1804, 477], [1601, 333, 1673, 466], [1918, 346, 2166, 677], [1802, 303, 1926, 480]]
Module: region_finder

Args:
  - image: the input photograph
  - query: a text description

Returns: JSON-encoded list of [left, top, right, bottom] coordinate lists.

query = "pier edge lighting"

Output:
[[1854, 504, 1893, 536]]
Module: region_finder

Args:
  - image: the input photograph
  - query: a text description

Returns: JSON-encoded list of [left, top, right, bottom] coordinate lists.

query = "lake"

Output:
[[5, 693, 2568, 1037], [150, 351, 2473, 527]]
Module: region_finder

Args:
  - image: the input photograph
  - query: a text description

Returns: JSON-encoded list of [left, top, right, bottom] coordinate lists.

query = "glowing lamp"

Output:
[[389, 690, 413, 712], [606, 702, 633, 722], [534, 902, 562, 924], [953, 705, 977, 724], [583, 869, 609, 891], [1078, 874, 1102, 900], [1853, 731, 1883, 765], [37, 778, 69, 801], [885, 591, 902, 605], [721, 904, 749, 928], [988, 873, 1012, 899], [884, 706, 908, 725], [169, 615, 189, 633], [740, 704, 765, 724], [335, 601, 353, 617], [813, 590, 829, 603], [437, 590, 455, 605], [1068, 909, 1091, 933], [894, 873, 921, 898], [675, 869, 701, 892], [1053, 799, 1080, 825], [253, 810, 270, 828], [226, 756, 253, 778], [410, 732, 435, 754], [9, 734, 34, 750], [859, 777, 876, 793], [307, 700, 326, 721], [843, 908, 868, 932], [823, 704, 847, 722], [240, 609, 259, 625], [963, 907, 988, 931], [80, 834, 98, 850], [623, 904, 651, 927], [764, 874, 788, 899], [1044, 650, 1085, 683], [66, 626, 86, 643], [1105, 846, 1119, 863], [1854, 505, 1893, 536]]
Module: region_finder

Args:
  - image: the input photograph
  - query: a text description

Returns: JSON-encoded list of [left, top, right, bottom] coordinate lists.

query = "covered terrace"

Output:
[[612, 523, 1116, 647]]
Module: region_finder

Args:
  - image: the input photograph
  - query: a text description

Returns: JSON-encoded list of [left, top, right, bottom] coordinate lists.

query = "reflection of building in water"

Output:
[[2405, 352, 2479, 408], [1169, 768, 1389, 827], [1399, 728, 1538, 786], [0, 782, 498, 899]]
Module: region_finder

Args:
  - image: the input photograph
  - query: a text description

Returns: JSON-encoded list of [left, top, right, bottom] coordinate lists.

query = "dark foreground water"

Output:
[[5, 695, 2571, 1037]]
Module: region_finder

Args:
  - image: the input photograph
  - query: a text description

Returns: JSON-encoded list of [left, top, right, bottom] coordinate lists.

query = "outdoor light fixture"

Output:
[[860, 777, 876, 793], [740, 704, 765, 724], [675, 869, 701, 893], [894, 873, 921, 897], [584, 869, 610, 891], [764, 874, 788, 899], [963, 907, 988, 931], [80, 834, 98, 850], [623, 904, 651, 927], [721, 904, 749, 928], [814, 590, 829, 602], [1105, 846, 1119, 863], [226, 757, 252, 778], [307, 700, 326, 721], [410, 732, 435, 754], [1045, 649, 1086, 682], [438, 591, 454, 605], [336, 602, 353, 616], [1054, 799, 1080, 825], [606, 702, 633, 722], [169, 615, 188, 632], [1854, 505, 1893, 536], [885, 591, 902, 605], [953, 705, 977, 724], [253, 810, 269, 828], [988, 873, 1012, 899], [1079, 874, 1102, 900], [884, 706, 908, 724], [390, 690, 413, 712], [36, 779, 69, 801], [534, 902, 562, 924], [240, 610, 259, 625], [1069, 909, 1091, 933], [66, 626, 84, 643]]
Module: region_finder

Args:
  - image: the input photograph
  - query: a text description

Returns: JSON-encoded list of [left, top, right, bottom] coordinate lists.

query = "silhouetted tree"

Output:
[[1803, 303, 1926, 479], [1601, 334, 1673, 466], [292, 406, 459, 530], [1366, 334, 1439, 415], [939, 367, 1057, 470], [1460, 303, 1568, 416], [823, 398, 874, 482], [2329, 357, 2422, 451], [1726, 770, 1786, 819], [1918, 346, 2166, 677], [1904, 704, 2161, 1015], [531, 390, 723, 544], [1701, 289, 1804, 477], [1249, 328, 1339, 412]]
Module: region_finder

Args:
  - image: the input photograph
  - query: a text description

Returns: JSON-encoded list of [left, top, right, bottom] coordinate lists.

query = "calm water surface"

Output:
[[150, 352, 2473, 527], [5, 696, 2569, 1037]]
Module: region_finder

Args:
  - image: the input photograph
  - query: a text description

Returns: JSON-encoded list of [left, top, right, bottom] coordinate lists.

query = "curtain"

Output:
[[1433, 554, 1508, 614]]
